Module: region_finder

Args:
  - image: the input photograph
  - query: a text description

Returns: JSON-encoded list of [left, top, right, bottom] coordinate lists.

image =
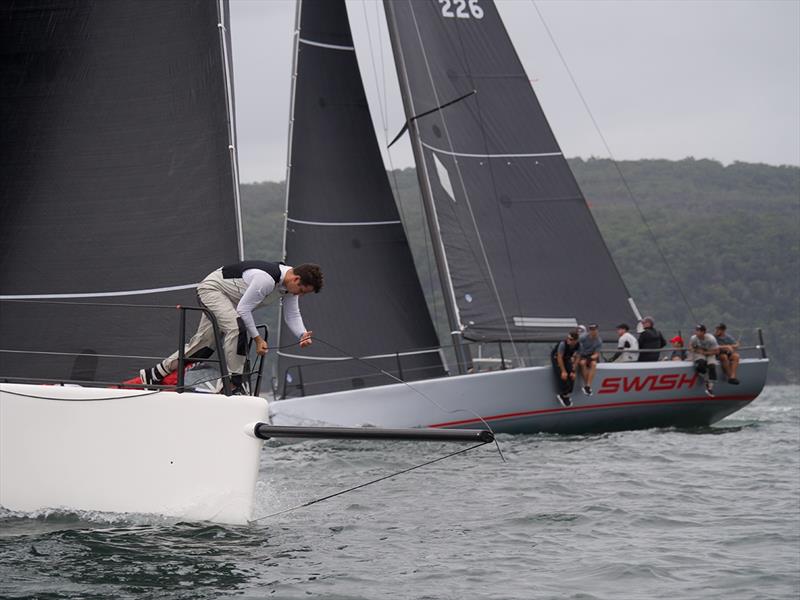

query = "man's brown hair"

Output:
[[294, 263, 324, 293]]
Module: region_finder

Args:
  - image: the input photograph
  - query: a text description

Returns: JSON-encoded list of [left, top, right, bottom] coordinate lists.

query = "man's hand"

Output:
[[560, 370, 567, 381], [299, 330, 313, 348], [254, 336, 268, 356]]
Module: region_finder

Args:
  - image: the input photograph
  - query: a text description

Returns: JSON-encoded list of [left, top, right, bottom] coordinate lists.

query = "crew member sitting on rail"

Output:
[[689, 324, 719, 397], [714, 323, 740, 385], [140, 261, 323, 395], [577, 323, 603, 396], [551, 330, 580, 408]]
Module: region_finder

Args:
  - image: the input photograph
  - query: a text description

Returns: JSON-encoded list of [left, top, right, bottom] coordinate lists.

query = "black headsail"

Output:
[[0, 0, 242, 382], [277, 0, 445, 398], [384, 0, 637, 342]]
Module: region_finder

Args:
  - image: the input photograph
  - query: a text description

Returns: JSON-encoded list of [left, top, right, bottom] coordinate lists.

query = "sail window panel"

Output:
[[423, 152, 634, 341], [288, 45, 402, 223]]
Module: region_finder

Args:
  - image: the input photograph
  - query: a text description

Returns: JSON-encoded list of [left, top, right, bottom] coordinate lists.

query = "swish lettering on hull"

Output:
[[598, 373, 699, 395]]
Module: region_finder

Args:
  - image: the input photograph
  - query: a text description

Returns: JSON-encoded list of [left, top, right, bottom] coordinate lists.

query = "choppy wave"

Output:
[[1, 386, 798, 599]]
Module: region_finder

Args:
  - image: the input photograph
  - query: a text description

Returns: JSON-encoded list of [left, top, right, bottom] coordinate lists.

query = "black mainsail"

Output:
[[0, 0, 241, 382], [277, 0, 445, 398], [384, 0, 637, 342]]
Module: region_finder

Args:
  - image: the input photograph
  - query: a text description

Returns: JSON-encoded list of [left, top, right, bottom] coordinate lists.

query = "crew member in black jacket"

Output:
[[637, 316, 666, 362]]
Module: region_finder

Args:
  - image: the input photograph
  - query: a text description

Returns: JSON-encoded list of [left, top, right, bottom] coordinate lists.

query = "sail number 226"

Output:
[[439, 0, 484, 19]]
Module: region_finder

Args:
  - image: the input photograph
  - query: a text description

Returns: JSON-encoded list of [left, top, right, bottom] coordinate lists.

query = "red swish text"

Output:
[[598, 373, 699, 395]]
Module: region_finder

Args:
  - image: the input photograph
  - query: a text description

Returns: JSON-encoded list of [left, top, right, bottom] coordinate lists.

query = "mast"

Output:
[[383, 0, 471, 374]]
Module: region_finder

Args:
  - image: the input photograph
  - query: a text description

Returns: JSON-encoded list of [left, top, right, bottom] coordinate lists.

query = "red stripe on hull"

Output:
[[427, 394, 756, 428]]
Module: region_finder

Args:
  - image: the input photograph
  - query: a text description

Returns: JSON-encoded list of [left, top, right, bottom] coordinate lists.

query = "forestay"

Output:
[[277, 0, 445, 398], [384, 0, 636, 341], [0, 0, 241, 382]]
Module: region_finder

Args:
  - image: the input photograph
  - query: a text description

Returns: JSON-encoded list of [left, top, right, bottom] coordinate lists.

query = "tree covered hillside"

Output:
[[241, 158, 799, 384]]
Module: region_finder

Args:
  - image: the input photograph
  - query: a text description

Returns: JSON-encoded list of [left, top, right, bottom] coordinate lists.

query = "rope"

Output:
[[249, 440, 491, 522], [529, 0, 698, 325], [311, 336, 505, 462], [0, 298, 179, 309], [0, 388, 163, 402]]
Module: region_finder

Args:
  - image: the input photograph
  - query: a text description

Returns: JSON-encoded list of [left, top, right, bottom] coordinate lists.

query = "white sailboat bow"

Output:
[[0, 0, 493, 524]]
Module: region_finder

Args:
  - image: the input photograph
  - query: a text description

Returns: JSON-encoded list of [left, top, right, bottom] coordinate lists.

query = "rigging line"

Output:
[[529, 0, 698, 325], [362, 0, 388, 132], [376, 0, 388, 134], [0, 298, 187, 309], [0, 388, 163, 402], [0, 349, 167, 361], [248, 440, 491, 523], [387, 90, 476, 148], [311, 336, 505, 462], [0, 283, 198, 300], [406, 4, 522, 365]]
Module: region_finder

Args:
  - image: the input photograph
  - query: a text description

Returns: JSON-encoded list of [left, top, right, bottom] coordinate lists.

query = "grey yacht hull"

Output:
[[268, 359, 768, 434]]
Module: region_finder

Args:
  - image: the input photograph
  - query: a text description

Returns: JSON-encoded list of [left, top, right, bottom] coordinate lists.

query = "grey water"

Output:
[[1, 387, 798, 600]]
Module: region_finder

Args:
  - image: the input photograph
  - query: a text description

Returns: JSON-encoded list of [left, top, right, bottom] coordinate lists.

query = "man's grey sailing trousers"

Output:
[[157, 270, 248, 378]]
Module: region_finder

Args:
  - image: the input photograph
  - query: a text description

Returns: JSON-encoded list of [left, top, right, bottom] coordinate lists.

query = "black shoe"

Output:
[[705, 385, 715, 398], [139, 367, 165, 387], [728, 378, 740, 385], [557, 394, 573, 408], [582, 385, 592, 396], [230, 374, 250, 396]]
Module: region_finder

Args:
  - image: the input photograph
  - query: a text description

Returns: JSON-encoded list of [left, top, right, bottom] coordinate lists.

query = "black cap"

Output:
[[588, 323, 598, 329], [695, 323, 707, 331], [716, 323, 727, 330], [616, 323, 629, 330]]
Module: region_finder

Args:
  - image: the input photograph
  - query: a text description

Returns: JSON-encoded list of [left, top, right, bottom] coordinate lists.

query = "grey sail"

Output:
[[277, 0, 445, 398], [384, 0, 636, 341], [0, 0, 241, 382]]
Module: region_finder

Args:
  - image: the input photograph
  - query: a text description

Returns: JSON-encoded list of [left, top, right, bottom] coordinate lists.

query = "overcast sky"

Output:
[[229, 0, 800, 183]]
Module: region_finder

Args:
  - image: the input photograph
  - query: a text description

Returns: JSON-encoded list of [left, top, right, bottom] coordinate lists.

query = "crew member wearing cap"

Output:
[[689, 324, 719, 397], [551, 330, 580, 407], [668, 335, 687, 361], [577, 323, 603, 396], [610, 323, 638, 362], [714, 323, 740, 384], [637, 316, 666, 362]]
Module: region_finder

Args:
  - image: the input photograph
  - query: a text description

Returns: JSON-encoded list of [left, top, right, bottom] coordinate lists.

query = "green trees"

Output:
[[241, 158, 799, 384]]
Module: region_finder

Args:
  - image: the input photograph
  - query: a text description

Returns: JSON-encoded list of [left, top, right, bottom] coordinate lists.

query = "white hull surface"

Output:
[[0, 383, 267, 524], [269, 359, 769, 434]]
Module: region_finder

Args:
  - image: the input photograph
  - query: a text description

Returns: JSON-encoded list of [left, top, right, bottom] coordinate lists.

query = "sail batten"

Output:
[[384, 0, 636, 341]]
